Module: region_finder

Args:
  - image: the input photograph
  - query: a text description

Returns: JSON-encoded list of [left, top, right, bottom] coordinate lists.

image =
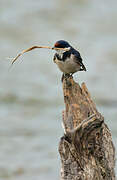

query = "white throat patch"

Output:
[[56, 49, 64, 59], [56, 47, 70, 59]]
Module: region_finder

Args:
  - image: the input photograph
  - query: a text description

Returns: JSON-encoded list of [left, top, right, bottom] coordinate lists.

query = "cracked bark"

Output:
[[59, 77, 115, 180]]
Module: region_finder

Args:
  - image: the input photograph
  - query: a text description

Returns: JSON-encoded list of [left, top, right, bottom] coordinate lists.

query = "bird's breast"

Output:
[[54, 54, 81, 74]]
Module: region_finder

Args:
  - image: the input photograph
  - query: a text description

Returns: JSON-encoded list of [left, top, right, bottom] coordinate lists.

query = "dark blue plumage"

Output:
[[54, 40, 70, 48]]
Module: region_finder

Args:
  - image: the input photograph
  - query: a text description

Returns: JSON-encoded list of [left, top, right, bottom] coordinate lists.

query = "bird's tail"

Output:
[[81, 63, 87, 71]]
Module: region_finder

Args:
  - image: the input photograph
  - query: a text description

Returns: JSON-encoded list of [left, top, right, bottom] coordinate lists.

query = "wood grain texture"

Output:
[[59, 76, 115, 180]]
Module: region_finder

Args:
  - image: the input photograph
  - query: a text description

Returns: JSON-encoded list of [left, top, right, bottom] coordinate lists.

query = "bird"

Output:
[[53, 40, 86, 81]]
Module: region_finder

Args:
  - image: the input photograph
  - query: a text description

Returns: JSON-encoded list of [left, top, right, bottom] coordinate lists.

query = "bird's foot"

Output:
[[61, 73, 73, 82]]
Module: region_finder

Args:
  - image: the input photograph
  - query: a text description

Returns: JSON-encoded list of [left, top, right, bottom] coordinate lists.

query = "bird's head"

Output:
[[53, 40, 71, 53]]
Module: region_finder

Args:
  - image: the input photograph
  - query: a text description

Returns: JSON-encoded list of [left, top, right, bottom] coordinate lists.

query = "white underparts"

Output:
[[54, 54, 81, 74]]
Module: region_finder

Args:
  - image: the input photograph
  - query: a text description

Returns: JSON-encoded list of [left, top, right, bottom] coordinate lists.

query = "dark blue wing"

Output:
[[72, 48, 86, 71]]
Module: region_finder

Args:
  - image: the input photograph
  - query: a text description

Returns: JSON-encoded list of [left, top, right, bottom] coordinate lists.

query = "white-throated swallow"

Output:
[[53, 40, 86, 81]]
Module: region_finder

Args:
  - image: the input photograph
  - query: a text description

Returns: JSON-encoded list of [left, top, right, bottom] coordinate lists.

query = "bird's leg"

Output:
[[61, 73, 68, 82], [70, 73, 73, 77], [61, 73, 73, 82]]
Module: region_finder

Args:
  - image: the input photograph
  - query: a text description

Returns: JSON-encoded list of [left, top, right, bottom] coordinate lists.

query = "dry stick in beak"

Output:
[[11, 46, 70, 65], [11, 46, 51, 65]]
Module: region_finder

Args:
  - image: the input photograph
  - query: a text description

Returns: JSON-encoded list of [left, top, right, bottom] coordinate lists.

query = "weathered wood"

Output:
[[59, 76, 115, 180]]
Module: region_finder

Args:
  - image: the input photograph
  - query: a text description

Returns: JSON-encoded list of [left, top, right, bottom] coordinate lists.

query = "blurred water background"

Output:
[[0, 0, 117, 179]]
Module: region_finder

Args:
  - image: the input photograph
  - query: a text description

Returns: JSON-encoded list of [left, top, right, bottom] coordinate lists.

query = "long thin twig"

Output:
[[11, 45, 70, 65]]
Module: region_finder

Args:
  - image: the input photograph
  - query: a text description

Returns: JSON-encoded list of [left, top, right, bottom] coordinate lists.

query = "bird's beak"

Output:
[[52, 47, 55, 50]]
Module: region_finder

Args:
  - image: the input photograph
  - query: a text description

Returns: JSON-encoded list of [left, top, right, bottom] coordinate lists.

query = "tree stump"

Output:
[[59, 76, 115, 180]]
